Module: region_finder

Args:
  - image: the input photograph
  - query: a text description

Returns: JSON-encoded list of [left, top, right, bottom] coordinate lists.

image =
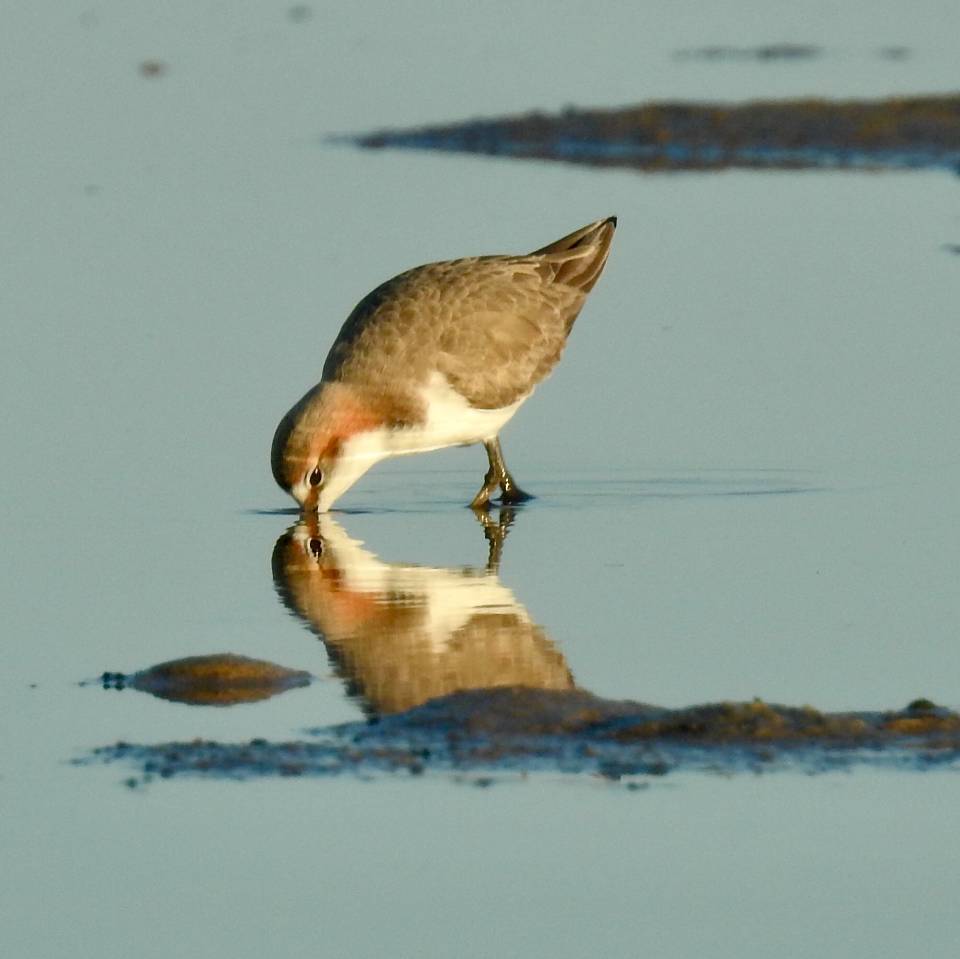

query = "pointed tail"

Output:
[[530, 216, 617, 293]]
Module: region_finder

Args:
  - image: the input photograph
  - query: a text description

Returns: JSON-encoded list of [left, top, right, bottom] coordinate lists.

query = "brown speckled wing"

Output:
[[321, 217, 615, 410]]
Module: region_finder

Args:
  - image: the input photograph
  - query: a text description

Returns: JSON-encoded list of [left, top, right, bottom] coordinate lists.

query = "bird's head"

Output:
[[271, 382, 386, 513]]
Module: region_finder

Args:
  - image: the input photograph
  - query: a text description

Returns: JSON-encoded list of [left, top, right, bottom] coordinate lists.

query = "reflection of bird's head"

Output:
[[270, 517, 574, 716], [271, 515, 390, 645]]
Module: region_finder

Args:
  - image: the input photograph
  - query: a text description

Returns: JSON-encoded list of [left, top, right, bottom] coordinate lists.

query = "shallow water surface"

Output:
[[3, 2, 960, 958]]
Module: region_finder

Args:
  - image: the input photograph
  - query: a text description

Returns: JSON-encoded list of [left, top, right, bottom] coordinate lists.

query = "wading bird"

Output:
[[271, 216, 616, 512]]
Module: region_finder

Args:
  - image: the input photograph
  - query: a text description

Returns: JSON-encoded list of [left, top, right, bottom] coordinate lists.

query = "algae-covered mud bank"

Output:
[[353, 94, 960, 172], [82, 691, 960, 784]]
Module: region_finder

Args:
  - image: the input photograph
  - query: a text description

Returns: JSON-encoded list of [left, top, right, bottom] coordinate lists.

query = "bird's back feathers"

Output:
[[320, 217, 616, 411]]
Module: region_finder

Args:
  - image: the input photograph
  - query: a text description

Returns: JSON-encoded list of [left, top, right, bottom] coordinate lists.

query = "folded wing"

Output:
[[322, 217, 616, 410]]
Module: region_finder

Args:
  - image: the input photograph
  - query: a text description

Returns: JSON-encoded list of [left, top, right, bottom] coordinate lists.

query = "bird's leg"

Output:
[[469, 455, 500, 510], [486, 437, 533, 505]]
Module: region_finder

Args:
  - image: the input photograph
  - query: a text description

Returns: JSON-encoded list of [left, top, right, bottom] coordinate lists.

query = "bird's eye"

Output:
[[309, 466, 323, 487], [308, 538, 323, 559]]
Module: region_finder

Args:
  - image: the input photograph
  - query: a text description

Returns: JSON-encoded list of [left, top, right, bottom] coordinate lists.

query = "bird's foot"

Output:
[[469, 490, 494, 511], [469, 469, 500, 510], [499, 484, 534, 505]]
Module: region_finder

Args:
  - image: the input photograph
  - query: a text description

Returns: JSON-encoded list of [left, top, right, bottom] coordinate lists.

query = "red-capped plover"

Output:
[[271, 216, 617, 512]]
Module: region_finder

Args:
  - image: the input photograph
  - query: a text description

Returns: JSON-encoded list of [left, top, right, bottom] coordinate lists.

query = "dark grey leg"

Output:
[[469, 456, 500, 510], [470, 437, 533, 509], [486, 437, 533, 505]]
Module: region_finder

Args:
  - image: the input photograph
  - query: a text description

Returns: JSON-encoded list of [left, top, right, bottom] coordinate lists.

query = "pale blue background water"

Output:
[[2, 3, 959, 957]]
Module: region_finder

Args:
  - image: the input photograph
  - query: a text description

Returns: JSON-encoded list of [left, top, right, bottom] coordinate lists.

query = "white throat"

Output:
[[316, 433, 389, 512]]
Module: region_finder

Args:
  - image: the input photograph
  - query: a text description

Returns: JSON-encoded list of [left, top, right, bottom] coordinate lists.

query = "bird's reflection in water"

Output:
[[271, 512, 573, 716]]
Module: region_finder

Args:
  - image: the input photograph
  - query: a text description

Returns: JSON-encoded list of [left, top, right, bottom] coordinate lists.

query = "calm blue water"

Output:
[[3, 3, 960, 957]]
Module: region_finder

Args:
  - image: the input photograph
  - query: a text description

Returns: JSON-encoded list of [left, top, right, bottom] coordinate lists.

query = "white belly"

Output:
[[387, 372, 529, 455]]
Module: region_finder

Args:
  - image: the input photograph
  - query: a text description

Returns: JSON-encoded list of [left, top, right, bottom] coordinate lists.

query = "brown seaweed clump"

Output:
[[100, 654, 312, 707]]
